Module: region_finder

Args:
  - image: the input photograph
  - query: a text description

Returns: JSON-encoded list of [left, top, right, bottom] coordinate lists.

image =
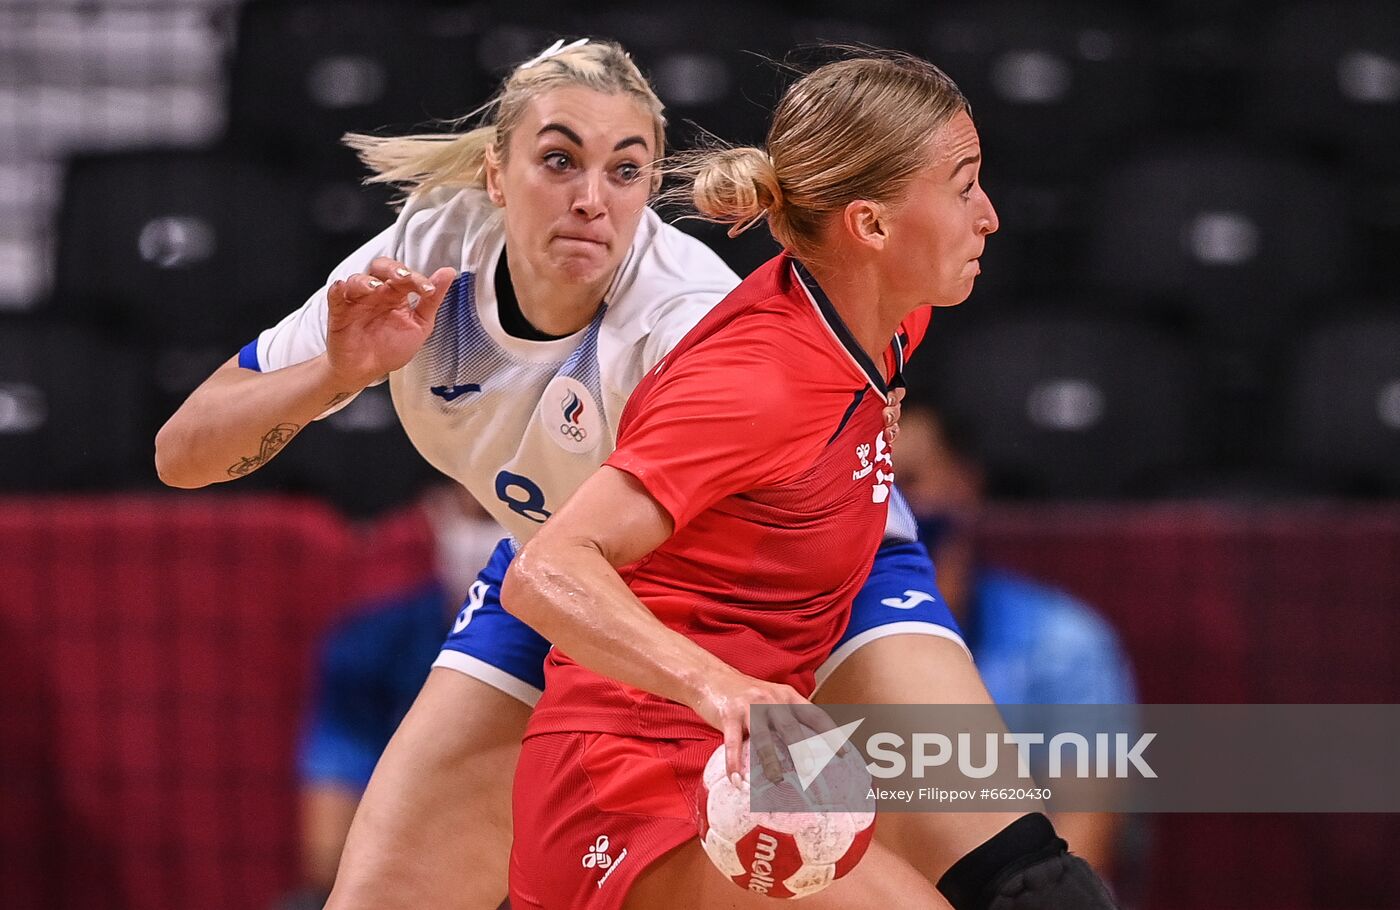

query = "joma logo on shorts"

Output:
[[748, 832, 780, 893]]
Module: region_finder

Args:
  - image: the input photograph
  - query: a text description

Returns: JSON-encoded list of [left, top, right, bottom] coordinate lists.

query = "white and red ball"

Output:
[[698, 742, 875, 898]]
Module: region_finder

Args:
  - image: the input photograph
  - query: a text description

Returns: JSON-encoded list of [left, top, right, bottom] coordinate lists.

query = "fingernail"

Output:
[[406, 292, 421, 308], [730, 772, 742, 788], [367, 278, 383, 288], [395, 267, 411, 277], [423, 283, 436, 294]]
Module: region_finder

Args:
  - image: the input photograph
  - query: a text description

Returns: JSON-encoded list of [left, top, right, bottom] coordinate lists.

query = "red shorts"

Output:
[[509, 730, 720, 910]]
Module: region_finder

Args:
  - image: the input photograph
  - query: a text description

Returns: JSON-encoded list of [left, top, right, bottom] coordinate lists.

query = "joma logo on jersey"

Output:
[[430, 383, 480, 402], [853, 433, 893, 503]]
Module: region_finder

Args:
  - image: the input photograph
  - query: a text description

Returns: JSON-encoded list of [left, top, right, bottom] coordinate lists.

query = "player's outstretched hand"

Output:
[[325, 257, 457, 389], [689, 669, 837, 788]]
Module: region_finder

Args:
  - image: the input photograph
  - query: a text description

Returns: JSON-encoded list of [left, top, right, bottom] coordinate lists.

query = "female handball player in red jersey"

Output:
[[503, 52, 1118, 910]]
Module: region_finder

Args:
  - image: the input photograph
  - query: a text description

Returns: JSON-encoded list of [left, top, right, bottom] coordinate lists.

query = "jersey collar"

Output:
[[790, 257, 904, 398]]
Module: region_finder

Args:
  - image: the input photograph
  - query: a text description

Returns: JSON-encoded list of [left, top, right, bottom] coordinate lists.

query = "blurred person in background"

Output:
[[276, 484, 501, 910], [893, 395, 1139, 883]]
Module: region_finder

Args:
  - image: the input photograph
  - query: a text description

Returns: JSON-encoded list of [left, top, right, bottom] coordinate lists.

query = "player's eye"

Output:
[[615, 162, 643, 183], [543, 151, 573, 172]]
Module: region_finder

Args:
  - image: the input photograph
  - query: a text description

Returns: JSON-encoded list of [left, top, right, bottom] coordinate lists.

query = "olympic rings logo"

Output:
[[559, 423, 587, 442]]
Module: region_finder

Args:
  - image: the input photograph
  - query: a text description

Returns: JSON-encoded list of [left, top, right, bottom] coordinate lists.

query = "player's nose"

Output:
[[572, 170, 606, 219]]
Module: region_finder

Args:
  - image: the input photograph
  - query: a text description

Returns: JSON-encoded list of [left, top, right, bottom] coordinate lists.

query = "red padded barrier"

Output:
[[0, 495, 430, 910], [981, 503, 1400, 910], [1, 497, 1397, 909]]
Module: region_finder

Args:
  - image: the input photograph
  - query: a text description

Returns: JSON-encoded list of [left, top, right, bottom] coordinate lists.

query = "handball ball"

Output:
[[698, 739, 876, 898]]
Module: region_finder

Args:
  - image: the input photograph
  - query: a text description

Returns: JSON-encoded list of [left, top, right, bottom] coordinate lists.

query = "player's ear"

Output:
[[485, 143, 506, 207], [841, 199, 888, 252]]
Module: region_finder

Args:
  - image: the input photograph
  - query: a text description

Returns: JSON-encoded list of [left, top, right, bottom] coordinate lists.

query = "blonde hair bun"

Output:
[[690, 147, 782, 235]]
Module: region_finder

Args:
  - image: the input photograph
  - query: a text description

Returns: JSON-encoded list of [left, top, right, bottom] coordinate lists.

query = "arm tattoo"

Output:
[[227, 423, 301, 477], [326, 391, 352, 408]]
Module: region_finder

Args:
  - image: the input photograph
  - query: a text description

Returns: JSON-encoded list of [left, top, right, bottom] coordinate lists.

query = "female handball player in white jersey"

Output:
[[156, 39, 1109, 910]]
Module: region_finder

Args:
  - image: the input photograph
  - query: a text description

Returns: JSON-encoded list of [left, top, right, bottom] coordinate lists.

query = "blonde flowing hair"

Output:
[[344, 39, 666, 198]]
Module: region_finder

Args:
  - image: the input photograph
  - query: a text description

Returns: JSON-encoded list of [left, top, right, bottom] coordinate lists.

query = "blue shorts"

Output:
[[432, 538, 967, 706]]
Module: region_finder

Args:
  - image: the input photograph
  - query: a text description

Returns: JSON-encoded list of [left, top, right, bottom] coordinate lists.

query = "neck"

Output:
[[803, 257, 908, 372], [506, 246, 613, 337]]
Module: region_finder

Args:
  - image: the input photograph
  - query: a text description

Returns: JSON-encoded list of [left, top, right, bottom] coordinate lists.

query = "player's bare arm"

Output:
[[153, 258, 453, 488], [501, 465, 813, 782]]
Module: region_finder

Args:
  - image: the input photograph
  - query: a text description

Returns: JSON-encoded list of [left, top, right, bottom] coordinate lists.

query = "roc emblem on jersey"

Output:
[[543, 375, 603, 454]]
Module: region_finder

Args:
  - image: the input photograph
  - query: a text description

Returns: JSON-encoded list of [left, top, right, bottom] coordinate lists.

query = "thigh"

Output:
[[327, 668, 531, 910], [815, 540, 969, 692], [815, 633, 1033, 887], [330, 540, 549, 909], [510, 733, 946, 910], [434, 538, 552, 705]]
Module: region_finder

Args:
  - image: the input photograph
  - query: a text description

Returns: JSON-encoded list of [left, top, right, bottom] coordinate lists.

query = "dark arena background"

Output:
[[1, 2, 1398, 909]]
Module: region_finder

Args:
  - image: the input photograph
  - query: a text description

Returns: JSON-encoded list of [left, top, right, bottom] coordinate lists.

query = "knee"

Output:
[[937, 814, 1118, 910]]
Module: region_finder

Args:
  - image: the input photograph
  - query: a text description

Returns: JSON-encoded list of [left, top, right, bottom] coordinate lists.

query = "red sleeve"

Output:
[[605, 342, 819, 533]]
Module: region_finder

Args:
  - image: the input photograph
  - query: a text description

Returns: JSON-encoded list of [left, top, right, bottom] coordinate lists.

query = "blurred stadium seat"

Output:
[[1281, 310, 1400, 495], [1252, 1, 1400, 175], [1087, 143, 1354, 341], [52, 150, 322, 343], [917, 1, 1152, 182], [304, 175, 397, 273], [279, 384, 441, 518], [913, 312, 1197, 498], [0, 320, 147, 491], [0, 6, 227, 161], [784, 8, 912, 56], [0, 159, 60, 310], [228, 0, 491, 175], [589, 2, 790, 146]]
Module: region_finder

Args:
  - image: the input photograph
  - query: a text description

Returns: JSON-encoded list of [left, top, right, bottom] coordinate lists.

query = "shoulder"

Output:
[[622, 303, 812, 461], [394, 187, 501, 273], [605, 209, 739, 329], [979, 568, 1126, 661], [976, 568, 1137, 703]]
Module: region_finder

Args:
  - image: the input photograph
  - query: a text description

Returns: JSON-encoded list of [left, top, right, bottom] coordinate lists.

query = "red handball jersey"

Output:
[[525, 254, 931, 742]]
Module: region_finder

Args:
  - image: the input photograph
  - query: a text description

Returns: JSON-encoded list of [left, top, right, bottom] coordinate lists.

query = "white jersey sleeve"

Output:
[[237, 188, 487, 413], [597, 210, 740, 412]]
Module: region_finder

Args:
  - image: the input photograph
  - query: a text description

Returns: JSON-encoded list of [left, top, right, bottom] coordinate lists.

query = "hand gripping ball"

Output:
[[697, 738, 876, 898]]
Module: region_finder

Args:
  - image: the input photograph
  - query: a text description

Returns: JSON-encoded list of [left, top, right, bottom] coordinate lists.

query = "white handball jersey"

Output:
[[241, 187, 735, 541], [241, 186, 921, 546]]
